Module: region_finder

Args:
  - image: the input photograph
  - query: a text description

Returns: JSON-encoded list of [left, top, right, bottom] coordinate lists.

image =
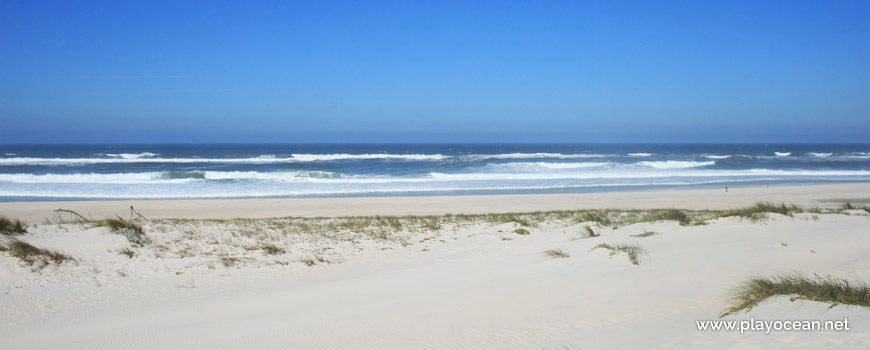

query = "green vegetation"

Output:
[[722, 274, 870, 317], [718, 202, 797, 221], [842, 202, 870, 214], [0, 237, 72, 265], [513, 227, 530, 235], [544, 248, 570, 259], [0, 216, 27, 235], [583, 225, 598, 237], [575, 211, 613, 226], [591, 243, 646, 265], [631, 231, 659, 238], [118, 247, 137, 258], [243, 242, 285, 255], [643, 208, 691, 226], [94, 218, 151, 246]]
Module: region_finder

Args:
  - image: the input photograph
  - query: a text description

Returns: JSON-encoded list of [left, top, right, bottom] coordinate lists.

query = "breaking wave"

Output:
[[636, 161, 716, 169]]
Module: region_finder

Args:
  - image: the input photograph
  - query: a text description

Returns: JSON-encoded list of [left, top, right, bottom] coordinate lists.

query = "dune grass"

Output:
[[642, 209, 691, 226], [591, 243, 646, 265], [575, 211, 612, 226], [0, 216, 27, 235], [583, 225, 598, 237], [95, 218, 144, 234], [544, 248, 570, 259], [243, 242, 286, 255], [721, 274, 870, 317], [117, 247, 137, 259], [718, 202, 798, 221], [631, 231, 659, 238], [842, 202, 870, 213], [94, 218, 151, 246], [0, 237, 72, 265], [513, 227, 530, 235]]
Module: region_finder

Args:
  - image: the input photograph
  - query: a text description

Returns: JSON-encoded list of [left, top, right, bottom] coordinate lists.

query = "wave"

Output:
[[496, 162, 612, 169], [0, 153, 446, 165], [0, 179, 780, 200], [99, 152, 159, 159], [704, 155, 732, 159], [5, 168, 870, 185], [636, 161, 715, 169], [290, 153, 447, 161], [775, 152, 791, 157], [475, 153, 610, 160], [0, 156, 297, 165], [628, 153, 653, 157], [809, 152, 833, 157]]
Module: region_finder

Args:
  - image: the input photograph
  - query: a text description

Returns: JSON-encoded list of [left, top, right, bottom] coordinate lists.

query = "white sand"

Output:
[[2, 183, 870, 349], [1, 183, 868, 222]]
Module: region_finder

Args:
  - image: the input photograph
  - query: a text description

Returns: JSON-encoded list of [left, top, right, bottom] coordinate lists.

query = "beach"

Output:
[[2, 183, 870, 349]]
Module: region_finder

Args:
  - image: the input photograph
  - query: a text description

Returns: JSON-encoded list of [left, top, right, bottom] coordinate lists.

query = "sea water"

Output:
[[0, 144, 868, 201]]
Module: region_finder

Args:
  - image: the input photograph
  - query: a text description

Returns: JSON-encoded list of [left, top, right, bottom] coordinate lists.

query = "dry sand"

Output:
[[2, 183, 870, 349], [1, 183, 869, 222]]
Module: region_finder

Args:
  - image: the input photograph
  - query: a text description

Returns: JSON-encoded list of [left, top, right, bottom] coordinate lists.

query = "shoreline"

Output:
[[1, 182, 868, 222]]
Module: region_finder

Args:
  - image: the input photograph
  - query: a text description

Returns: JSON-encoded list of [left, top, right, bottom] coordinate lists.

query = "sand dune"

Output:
[[2, 184, 870, 349]]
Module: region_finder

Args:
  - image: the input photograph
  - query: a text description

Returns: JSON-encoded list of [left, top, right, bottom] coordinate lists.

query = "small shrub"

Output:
[[243, 243, 285, 255], [576, 212, 611, 226], [0, 216, 27, 235], [95, 218, 151, 246], [583, 225, 598, 237], [220, 256, 240, 267], [631, 231, 659, 238], [721, 274, 870, 317], [118, 247, 137, 259], [719, 202, 796, 221], [591, 243, 646, 265], [544, 249, 570, 259], [645, 209, 691, 226], [0, 237, 72, 265], [842, 202, 870, 214], [513, 227, 530, 235]]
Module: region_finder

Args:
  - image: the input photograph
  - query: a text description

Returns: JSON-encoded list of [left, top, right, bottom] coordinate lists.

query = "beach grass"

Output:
[[631, 231, 659, 238], [721, 274, 870, 317], [544, 248, 570, 259], [718, 202, 797, 221], [94, 218, 151, 246], [0, 236, 72, 265], [583, 225, 598, 237], [0, 216, 27, 235], [642, 209, 691, 226], [842, 202, 870, 213], [591, 243, 646, 265], [118, 247, 137, 258]]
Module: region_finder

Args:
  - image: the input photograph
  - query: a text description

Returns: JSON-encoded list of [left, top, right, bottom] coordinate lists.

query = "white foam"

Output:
[[0, 172, 188, 184], [497, 162, 612, 169], [809, 152, 833, 157], [290, 153, 447, 161], [704, 155, 732, 159], [636, 161, 715, 169], [99, 152, 159, 159], [0, 156, 298, 165], [476, 153, 610, 159], [775, 152, 791, 157], [628, 153, 653, 157], [0, 153, 446, 165]]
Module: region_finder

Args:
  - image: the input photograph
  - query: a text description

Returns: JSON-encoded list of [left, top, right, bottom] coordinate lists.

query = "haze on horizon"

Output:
[[1, 0, 868, 144]]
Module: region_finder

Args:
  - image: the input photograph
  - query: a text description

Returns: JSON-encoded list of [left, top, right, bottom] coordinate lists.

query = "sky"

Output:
[[1, 0, 868, 144]]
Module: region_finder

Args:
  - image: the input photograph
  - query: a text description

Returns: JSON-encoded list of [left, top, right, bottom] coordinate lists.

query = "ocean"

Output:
[[0, 144, 868, 201]]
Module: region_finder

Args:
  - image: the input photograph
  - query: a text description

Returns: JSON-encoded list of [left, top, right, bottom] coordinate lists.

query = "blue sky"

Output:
[[1, 0, 868, 143]]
